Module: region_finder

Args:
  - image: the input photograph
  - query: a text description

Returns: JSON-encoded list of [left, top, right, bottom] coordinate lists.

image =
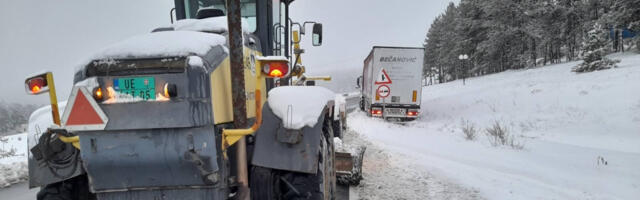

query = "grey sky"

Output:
[[291, 0, 455, 74], [0, 0, 173, 104], [0, 0, 455, 105]]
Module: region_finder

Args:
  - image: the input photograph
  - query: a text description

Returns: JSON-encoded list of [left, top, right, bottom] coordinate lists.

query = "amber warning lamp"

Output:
[[259, 56, 290, 78], [24, 72, 60, 125], [25, 75, 49, 95], [222, 56, 290, 154]]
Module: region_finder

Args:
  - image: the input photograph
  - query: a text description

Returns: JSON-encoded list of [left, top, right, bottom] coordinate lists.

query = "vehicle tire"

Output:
[[280, 117, 335, 200], [37, 175, 96, 200], [323, 118, 336, 200], [250, 166, 279, 200], [332, 119, 342, 139], [341, 113, 347, 133]]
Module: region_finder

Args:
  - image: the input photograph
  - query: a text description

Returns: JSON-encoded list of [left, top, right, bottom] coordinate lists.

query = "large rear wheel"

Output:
[[37, 175, 95, 200], [280, 117, 334, 200], [250, 166, 279, 200], [251, 117, 336, 200]]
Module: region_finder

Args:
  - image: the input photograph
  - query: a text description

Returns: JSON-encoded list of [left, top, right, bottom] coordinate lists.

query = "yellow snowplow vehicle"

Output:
[[23, 0, 363, 199]]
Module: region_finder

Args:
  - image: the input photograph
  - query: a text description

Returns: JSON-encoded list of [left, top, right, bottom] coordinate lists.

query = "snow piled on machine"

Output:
[[88, 16, 251, 62], [172, 16, 250, 33], [89, 31, 226, 61], [267, 86, 335, 129]]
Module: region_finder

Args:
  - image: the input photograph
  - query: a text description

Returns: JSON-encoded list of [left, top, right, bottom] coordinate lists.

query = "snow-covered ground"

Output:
[[338, 129, 483, 200], [0, 133, 28, 188], [349, 52, 640, 199], [0, 102, 65, 188]]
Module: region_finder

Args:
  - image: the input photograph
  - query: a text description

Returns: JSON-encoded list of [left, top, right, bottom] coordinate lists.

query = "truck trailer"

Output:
[[358, 46, 424, 121]]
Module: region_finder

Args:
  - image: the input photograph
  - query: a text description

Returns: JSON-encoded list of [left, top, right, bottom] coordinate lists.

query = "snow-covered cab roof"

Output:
[[80, 16, 252, 67], [74, 16, 250, 80], [90, 30, 227, 60], [172, 16, 250, 34]]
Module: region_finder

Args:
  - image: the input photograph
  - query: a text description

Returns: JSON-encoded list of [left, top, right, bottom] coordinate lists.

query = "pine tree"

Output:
[[608, 0, 640, 52], [573, 23, 620, 73]]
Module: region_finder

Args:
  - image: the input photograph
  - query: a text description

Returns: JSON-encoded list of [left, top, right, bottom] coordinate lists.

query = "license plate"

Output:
[[385, 108, 406, 116], [113, 77, 155, 100]]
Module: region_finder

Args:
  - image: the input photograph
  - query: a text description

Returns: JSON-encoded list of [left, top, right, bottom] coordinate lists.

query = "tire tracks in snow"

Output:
[[340, 129, 483, 200]]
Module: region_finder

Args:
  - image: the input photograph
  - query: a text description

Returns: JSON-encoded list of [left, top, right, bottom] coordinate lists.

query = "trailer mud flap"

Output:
[[251, 103, 326, 174]]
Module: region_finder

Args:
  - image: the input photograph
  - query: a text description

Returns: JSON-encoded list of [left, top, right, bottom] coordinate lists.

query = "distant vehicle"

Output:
[[357, 46, 424, 121]]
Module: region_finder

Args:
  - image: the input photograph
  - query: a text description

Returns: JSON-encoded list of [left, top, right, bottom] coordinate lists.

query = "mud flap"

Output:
[[251, 103, 328, 174]]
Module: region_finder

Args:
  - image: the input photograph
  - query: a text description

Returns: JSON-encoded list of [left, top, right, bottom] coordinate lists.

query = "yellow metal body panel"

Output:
[[292, 31, 302, 64], [306, 76, 332, 81], [45, 72, 61, 126], [210, 48, 266, 125], [43, 72, 81, 149]]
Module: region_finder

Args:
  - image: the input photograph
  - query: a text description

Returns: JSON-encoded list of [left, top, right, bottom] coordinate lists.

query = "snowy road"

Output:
[[339, 129, 483, 200], [0, 182, 37, 200]]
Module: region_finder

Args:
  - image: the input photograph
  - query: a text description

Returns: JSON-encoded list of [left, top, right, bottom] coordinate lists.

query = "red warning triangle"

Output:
[[61, 87, 108, 131], [375, 68, 392, 85], [66, 90, 104, 125]]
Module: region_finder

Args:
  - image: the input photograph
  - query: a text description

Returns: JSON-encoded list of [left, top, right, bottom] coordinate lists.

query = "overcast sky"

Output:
[[0, 0, 455, 105]]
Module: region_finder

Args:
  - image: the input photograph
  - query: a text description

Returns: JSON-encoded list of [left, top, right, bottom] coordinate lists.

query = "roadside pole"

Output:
[[463, 60, 466, 85], [376, 85, 390, 120], [382, 98, 386, 120], [226, 0, 250, 199]]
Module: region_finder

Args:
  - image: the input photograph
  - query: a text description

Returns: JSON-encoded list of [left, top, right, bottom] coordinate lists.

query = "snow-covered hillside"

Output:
[[349, 53, 640, 199]]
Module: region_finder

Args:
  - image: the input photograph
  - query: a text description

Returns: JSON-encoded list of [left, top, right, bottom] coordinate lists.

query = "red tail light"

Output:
[[371, 108, 383, 116], [263, 62, 289, 78], [407, 110, 419, 117], [26, 77, 47, 94]]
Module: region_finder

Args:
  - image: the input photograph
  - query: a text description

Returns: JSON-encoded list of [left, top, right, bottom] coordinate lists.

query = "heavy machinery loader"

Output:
[[23, 0, 363, 199]]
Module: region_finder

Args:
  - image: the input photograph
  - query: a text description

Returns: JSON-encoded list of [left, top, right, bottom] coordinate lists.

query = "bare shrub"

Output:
[[460, 119, 477, 141], [485, 121, 524, 149], [0, 137, 16, 159]]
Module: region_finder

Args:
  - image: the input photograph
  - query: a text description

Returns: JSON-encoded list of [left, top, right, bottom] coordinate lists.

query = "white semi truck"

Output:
[[357, 46, 424, 121]]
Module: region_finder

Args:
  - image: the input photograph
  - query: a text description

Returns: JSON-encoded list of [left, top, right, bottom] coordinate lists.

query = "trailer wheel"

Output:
[[37, 175, 95, 200]]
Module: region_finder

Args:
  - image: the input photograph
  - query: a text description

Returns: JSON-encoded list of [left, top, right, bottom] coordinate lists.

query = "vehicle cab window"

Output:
[[271, 0, 286, 56], [183, 0, 257, 32]]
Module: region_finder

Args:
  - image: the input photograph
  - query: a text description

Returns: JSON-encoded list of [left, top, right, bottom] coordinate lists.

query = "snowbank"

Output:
[[0, 133, 28, 188], [0, 102, 68, 188], [350, 53, 640, 199], [267, 86, 334, 129]]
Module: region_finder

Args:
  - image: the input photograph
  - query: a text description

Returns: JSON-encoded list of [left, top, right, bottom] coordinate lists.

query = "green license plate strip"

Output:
[[113, 77, 155, 100]]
